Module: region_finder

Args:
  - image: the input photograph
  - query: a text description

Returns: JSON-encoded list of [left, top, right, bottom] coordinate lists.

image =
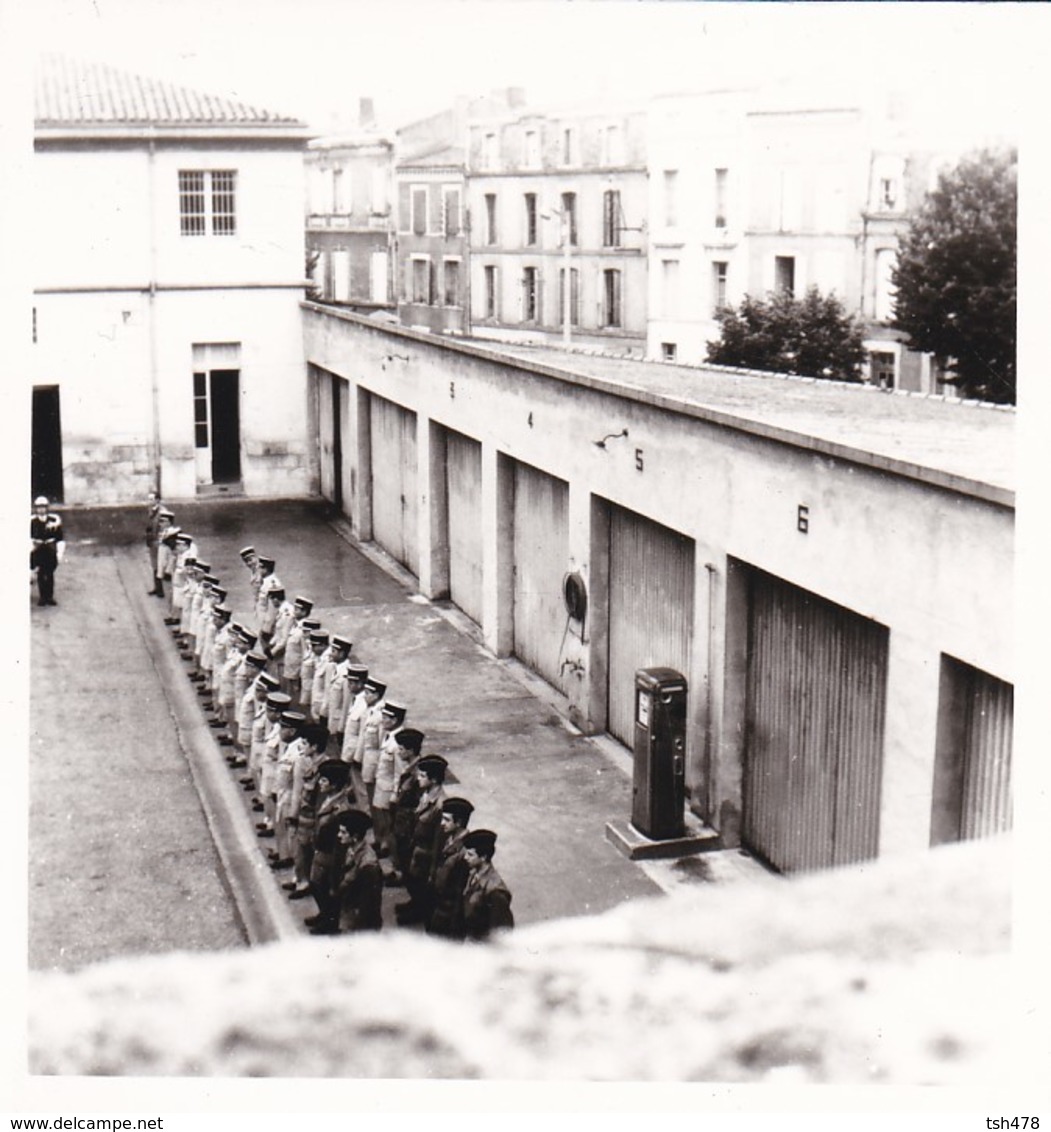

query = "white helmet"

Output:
[[33, 496, 49, 507]]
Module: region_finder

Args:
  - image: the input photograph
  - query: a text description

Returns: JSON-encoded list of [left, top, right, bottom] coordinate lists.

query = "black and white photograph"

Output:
[[5, 0, 1047, 1122]]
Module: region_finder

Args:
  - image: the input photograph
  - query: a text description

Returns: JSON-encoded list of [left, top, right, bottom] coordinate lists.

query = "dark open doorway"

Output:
[[32, 386, 64, 502], [331, 372, 343, 510], [209, 369, 241, 483]]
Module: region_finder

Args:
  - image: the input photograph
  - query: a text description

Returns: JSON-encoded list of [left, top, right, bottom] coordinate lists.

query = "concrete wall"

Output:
[[303, 306, 1013, 859], [33, 138, 309, 504]]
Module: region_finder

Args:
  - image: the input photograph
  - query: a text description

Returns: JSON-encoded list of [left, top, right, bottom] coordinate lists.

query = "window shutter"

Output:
[[398, 183, 411, 233], [429, 186, 442, 236], [428, 259, 436, 305]]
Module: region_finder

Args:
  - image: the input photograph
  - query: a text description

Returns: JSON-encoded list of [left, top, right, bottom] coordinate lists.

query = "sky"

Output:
[[11, 0, 1046, 143]]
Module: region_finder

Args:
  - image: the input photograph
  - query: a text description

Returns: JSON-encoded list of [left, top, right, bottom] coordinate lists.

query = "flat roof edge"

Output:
[[301, 303, 1014, 510]]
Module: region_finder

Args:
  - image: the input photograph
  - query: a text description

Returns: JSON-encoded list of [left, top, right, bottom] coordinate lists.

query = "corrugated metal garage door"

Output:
[[960, 669, 1013, 840], [743, 568, 888, 873], [512, 461, 569, 693], [446, 429, 483, 626], [369, 394, 418, 576], [607, 504, 695, 747]]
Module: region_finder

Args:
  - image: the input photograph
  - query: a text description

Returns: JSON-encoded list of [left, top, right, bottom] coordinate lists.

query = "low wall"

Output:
[[28, 836, 1015, 1083]]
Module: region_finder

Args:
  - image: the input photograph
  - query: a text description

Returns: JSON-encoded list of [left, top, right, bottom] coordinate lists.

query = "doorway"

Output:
[[32, 386, 64, 502], [192, 345, 242, 489]]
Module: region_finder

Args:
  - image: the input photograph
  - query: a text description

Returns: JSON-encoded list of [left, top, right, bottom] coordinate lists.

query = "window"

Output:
[[485, 193, 498, 244], [443, 259, 461, 307], [602, 190, 621, 247], [412, 257, 432, 304], [714, 168, 728, 228], [522, 267, 539, 322], [558, 267, 580, 326], [524, 193, 538, 246], [443, 187, 461, 237], [661, 259, 680, 319], [874, 247, 896, 321], [601, 124, 623, 166], [371, 166, 388, 214], [712, 260, 728, 313], [778, 168, 802, 232], [193, 372, 209, 448], [562, 127, 576, 165], [560, 192, 578, 246], [32, 307, 37, 344], [663, 170, 678, 227], [483, 132, 498, 169], [524, 129, 540, 168], [775, 255, 795, 297], [602, 268, 622, 327], [661, 342, 677, 362], [332, 167, 346, 214], [411, 187, 428, 236], [484, 265, 499, 319], [869, 351, 896, 390], [179, 170, 237, 236]]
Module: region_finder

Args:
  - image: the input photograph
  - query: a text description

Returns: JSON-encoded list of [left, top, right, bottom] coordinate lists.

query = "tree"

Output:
[[706, 287, 866, 382], [892, 148, 1017, 404]]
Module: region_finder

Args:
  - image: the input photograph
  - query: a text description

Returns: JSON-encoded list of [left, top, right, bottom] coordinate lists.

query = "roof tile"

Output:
[[35, 54, 304, 128]]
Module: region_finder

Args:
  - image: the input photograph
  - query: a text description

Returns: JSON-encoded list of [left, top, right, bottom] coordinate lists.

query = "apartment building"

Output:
[[305, 99, 394, 311], [467, 102, 649, 356]]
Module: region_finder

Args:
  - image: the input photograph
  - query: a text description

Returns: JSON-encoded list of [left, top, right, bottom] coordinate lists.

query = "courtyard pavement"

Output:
[[29, 496, 774, 971]]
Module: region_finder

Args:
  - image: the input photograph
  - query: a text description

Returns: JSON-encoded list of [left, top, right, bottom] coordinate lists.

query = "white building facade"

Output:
[[32, 57, 312, 504]]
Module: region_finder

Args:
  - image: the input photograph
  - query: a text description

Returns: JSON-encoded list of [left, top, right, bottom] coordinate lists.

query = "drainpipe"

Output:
[[147, 130, 162, 495]]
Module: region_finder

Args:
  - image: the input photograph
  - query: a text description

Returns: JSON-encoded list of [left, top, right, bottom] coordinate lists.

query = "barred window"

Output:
[[180, 170, 237, 236], [179, 171, 206, 236]]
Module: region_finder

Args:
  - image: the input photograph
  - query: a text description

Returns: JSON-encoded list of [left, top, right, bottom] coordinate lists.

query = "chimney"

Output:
[[359, 97, 376, 129], [507, 86, 526, 109]]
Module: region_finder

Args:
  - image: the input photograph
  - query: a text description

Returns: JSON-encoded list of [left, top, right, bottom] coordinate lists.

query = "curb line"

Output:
[[117, 552, 300, 947]]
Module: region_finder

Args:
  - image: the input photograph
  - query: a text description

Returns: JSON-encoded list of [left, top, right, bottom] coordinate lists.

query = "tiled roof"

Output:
[[35, 55, 305, 128]]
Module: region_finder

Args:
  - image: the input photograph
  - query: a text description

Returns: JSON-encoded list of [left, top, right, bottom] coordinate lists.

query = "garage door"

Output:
[[512, 461, 569, 693], [446, 429, 483, 625], [369, 394, 418, 576], [607, 504, 694, 747], [743, 567, 888, 873]]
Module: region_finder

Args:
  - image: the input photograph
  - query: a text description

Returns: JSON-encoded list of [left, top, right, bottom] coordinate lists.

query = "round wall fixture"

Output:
[[563, 572, 588, 622]]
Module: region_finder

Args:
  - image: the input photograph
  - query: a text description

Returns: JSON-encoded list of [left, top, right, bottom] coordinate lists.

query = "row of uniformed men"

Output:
[[151, 525, 513, 940]]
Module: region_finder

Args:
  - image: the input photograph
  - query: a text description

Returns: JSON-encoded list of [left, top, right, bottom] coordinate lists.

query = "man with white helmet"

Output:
[[30, 496, 65, 607]]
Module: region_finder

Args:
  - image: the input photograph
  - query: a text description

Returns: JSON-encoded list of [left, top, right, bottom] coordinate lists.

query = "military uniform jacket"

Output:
[[289, 746, 322, 822], [325, 661, 353, 731], [310, 787, 354, 893], [373, 727, 407, 805], [200, 616, 218, 674], [270, 602, 296, 657], [462, 862, 514, 941], [260, 724, 285, 797], [283, 618, 307, 678], [156, 540, 174, 580], [238, 684, 259, 741], [273, 734, 303, 807], [392, 758, 423, 839], [31, 512, 65, 569], [337, 840, 383, 932], [310, 647, 334, 718], [299, 648, 318, 695], [211, 625, 231, 689], [341, 692, 369, 761], [408, 786, 447, 882], [219, 647, 243, 706], [427, 828, 471, 938]]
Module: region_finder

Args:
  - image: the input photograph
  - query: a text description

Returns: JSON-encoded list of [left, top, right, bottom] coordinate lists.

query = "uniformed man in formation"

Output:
[[150, 513, 513, 940]]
